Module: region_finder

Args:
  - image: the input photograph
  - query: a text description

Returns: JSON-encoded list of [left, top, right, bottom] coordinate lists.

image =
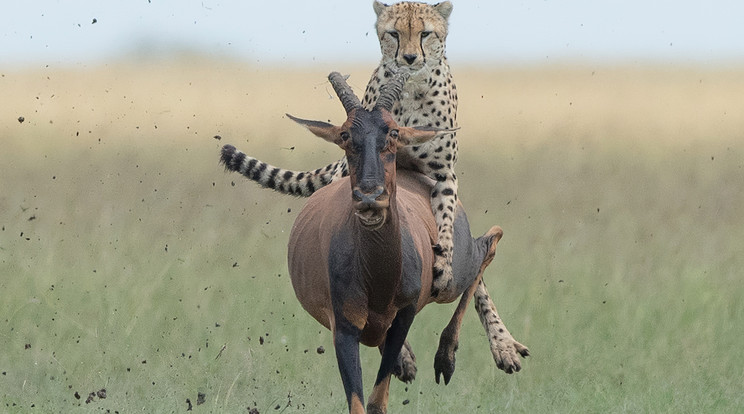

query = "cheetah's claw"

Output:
[[490, 336, 530, 374]]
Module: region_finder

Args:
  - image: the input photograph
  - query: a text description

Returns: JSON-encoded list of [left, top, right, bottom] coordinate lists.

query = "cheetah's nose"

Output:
[[402, 54, 418, 65]]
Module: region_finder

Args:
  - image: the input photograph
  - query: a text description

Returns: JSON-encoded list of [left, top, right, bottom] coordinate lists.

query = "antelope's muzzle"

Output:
[[352, 186, 390, 229]]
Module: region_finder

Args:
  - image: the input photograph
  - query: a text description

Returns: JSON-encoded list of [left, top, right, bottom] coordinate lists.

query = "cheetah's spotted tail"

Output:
[[220, 144, 346, 197]]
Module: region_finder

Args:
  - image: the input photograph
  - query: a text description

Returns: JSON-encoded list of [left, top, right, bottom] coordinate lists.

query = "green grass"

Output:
[[1, 63, 743, 412]]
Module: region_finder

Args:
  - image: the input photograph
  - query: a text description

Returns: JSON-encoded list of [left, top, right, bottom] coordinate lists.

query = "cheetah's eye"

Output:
[[421, 31, 432, 39], [389, 129, 399, 139], [340, 131, 351, 141], [387, 31, 399, 39]]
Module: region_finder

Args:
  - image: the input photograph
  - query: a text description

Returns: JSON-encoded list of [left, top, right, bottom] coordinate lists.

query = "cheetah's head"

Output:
[[374, 1, 452, 72]]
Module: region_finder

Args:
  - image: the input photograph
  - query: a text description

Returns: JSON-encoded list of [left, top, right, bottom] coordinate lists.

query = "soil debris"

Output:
[[82, 388, 107, 404]]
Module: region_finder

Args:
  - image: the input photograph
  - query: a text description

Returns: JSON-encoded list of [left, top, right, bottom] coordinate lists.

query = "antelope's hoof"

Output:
[[366, 404, 386, 414], [434, 343, 457, 385]]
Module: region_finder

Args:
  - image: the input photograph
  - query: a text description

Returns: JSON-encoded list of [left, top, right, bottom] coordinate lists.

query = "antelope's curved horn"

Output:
[[328, 72, 362, 114], [374, 70, 410, 112]]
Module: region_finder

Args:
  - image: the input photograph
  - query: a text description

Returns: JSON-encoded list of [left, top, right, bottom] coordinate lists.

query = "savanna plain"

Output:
[[1, 60, 743, 413]]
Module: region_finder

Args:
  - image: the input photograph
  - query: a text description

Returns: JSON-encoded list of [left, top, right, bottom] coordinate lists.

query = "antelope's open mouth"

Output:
[[352, 186, 389, 229], [354, 208, 387, 229]]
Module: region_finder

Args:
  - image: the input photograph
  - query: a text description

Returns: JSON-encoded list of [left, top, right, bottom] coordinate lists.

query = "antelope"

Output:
[[221, 71, 526, 414]]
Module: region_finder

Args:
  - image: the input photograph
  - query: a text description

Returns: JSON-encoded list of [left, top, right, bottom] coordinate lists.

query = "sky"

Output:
[[1, 1, 742, 68]]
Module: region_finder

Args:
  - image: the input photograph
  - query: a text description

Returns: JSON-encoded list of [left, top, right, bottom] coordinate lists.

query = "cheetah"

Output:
[[221, 1, 528, 376], [367, 1, 460, 300]]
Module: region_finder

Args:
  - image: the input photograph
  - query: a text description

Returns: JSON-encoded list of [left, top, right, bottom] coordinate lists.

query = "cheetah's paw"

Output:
[[490, 334, 530, 374], [393, 340, 417, 383]]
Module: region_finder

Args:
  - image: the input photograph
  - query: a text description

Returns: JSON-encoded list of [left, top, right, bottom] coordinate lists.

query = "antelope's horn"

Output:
[[374, 70, 410, 112], [328, 72, 362, 114]]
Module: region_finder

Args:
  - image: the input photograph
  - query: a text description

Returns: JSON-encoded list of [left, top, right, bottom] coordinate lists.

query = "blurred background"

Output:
[[2, 1, 743, 412], [2, 0, 743, 67]]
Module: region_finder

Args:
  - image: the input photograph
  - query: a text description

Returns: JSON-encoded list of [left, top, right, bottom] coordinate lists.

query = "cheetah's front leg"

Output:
[[430, 175, 458, 299]]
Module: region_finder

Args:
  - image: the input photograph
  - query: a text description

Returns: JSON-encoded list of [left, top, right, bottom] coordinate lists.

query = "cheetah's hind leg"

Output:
[[474, 279, 530, 374]]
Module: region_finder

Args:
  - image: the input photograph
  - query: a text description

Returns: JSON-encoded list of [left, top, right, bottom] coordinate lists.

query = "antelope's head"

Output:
[[289, 71, 446, 229]]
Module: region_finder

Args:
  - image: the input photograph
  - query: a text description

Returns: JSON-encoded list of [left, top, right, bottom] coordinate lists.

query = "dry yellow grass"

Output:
[[455, 65, 744, 147], [4, 60, 742, 155]]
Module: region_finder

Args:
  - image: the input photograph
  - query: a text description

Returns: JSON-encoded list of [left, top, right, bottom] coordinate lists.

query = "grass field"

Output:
[[1, 59, 743, 413]]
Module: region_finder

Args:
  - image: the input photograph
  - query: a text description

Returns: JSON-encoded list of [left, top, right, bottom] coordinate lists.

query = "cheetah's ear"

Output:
[[286, 114, 345, 146], [373, 1, 389, 17], [397, 126, 458, 146], [434, 2, 453, 20]]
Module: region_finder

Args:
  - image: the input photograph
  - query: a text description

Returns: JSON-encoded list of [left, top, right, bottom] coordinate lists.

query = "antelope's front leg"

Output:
[[334, 318, 366, 414], [368, 305, 416, 414]]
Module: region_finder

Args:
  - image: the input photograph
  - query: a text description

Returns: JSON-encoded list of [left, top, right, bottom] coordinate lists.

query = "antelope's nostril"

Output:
[[352, 188, 365, 202], [353, 187, 385, 207]]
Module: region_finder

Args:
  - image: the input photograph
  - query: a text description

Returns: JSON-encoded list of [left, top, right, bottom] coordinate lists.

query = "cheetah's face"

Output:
[[374, 1, 452, 72]]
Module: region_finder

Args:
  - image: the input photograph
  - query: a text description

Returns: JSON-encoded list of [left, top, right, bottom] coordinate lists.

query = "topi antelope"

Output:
[[220, 71, 527, 413]]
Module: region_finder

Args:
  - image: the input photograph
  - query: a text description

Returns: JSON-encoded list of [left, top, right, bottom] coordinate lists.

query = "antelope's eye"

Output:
[[421, 31, 432, 38], [340, 131, 351, 141], [387, 31, 399, 39], [389, 129, 399, 139]]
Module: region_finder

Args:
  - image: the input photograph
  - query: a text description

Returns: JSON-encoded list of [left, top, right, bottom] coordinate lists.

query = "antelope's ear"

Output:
[[286, 113, 344, 146], [397, 125, 459, 146]]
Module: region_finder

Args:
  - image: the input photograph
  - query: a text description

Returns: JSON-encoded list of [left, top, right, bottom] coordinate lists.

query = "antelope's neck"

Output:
[[355, 197, 402, 313]]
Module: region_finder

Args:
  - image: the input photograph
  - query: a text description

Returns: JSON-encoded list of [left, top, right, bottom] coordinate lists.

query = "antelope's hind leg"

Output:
[[434, 225, 503, 384], [435, 276, 479, 385]]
